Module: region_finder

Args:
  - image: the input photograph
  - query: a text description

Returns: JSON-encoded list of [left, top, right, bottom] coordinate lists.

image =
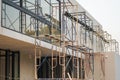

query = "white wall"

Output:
[[94, 54, 105, 80], [105, 52, 116, 80], [20, 53, 35, 80], [105, 52, 120, 80], [115, 53, 120, 80], [94, 52, 119, 80]]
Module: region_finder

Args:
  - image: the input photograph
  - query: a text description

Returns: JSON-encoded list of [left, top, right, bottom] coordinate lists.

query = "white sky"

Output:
[[77, 0, 120, 48]]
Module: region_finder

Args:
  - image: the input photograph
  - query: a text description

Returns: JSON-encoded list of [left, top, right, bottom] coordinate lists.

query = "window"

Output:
[[0, 49, 20, 80]]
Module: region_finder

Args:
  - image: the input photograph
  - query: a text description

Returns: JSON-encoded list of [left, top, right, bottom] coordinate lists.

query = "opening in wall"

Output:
[[0, 49, 20, 80]]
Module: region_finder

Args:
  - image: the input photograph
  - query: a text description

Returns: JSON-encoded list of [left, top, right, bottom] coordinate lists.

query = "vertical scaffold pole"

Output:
[[62, 0, 66, 79], [75, 5, 79, 79], [34, 36, 37, 80]]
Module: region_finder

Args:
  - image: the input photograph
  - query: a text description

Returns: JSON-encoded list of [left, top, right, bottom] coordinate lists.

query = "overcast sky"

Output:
[[76, 0, 120, 47]]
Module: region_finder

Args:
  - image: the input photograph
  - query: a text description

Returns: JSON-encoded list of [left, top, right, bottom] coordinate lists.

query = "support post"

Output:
[[5, 50, 10, 80], [12, 53, 15, 80]]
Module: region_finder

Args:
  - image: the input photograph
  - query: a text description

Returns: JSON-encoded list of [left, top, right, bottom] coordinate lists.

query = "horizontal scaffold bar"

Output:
[[64, 11, 109, 43]]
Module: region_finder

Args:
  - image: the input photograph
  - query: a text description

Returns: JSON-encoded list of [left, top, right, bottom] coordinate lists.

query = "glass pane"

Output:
[[14, 53, 19, 80], [2, 3, 20, 31]]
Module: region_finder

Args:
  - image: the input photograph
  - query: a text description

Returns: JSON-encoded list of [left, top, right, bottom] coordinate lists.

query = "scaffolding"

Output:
[[34, 0, 94, 79], [1, 0, 119, 80]]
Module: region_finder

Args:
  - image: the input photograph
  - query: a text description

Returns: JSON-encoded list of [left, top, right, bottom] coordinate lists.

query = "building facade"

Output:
[[0, 0, 119, 80]]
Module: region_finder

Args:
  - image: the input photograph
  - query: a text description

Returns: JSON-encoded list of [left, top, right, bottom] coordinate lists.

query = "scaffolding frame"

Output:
[[1, 0, 119, 80]]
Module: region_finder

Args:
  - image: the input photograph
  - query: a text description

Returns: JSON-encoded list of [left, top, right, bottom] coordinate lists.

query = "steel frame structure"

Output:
[[1, 0, 119, 80]]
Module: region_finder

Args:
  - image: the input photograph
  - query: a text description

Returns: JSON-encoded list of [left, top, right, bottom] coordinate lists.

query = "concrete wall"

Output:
[[94, 54, 105, 80], [115, 53, 120, 80], [94, 53, 118, 80], [20, 53, 35, 80], [105, 52, 116, 80]]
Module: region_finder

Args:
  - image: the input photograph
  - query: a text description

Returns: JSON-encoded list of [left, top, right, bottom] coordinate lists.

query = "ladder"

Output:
[[51, 45, 57, 79], [34, 36, 41, 79]]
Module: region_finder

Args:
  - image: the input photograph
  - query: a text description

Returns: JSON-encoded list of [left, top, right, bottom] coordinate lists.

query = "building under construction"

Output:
[[0, 0, 120, 80]]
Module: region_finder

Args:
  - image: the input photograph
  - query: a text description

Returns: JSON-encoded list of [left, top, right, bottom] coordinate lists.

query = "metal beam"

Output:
[[2, 0, 52, 27], [64, 11, 94, 31], [64, 11, 109, 43]]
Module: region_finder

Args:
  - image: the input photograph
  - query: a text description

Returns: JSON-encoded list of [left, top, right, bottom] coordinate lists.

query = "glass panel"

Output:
[[41, 0, 51, 16], [2, 0, 60, 44], [2, 3, 20, 31], [14, 53, 19, 80]]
